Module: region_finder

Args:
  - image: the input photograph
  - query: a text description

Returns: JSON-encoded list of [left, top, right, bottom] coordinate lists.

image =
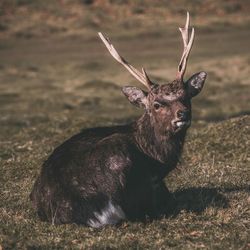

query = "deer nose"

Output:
[[177, 110, 189, 120]]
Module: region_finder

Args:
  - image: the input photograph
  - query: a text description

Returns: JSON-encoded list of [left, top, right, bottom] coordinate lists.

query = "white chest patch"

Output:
[[87, 201, 126, 228]]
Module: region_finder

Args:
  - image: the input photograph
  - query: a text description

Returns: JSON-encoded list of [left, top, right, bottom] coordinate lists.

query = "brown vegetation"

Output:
[[0, 1, 249, 249]]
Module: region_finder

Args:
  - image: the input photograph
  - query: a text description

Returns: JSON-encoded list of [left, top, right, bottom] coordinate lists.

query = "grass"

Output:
[[0, 1, 250, 249], [1, 0, 250, 39], [0, 116, 249, 249]]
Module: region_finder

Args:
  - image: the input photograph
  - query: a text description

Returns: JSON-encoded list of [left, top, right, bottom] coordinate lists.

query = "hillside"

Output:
[[1, 0, 250, 39], [0, 1, 249, 249], [0, 115, 249, 249]]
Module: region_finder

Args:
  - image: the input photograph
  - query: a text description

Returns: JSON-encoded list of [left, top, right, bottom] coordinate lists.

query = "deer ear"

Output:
[[186, 71, 207, 98], [122, 86, 148, 108]]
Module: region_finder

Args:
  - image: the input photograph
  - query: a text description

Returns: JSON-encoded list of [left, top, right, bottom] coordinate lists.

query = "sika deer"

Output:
[[30, 13, 207, 227]]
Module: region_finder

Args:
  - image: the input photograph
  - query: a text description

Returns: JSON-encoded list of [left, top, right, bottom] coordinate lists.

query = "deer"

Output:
[[30, 12, 207, 228]]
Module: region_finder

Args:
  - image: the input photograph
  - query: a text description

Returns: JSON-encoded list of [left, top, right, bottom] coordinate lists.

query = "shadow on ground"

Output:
[[149, 185, 249, 221]]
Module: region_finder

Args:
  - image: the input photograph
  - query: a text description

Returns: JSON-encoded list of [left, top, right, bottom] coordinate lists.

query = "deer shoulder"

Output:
[[30, 12, 207, 227]]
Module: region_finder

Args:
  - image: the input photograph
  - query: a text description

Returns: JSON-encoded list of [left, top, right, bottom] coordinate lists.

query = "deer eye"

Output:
[[153, 101, 162, 110]]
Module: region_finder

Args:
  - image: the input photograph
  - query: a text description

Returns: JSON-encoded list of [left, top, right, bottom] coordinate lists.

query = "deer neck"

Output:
[[133, 113, 187, 165]]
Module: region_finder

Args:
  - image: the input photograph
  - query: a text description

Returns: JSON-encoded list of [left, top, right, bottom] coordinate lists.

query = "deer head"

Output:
[[99, 12, 207, 134]]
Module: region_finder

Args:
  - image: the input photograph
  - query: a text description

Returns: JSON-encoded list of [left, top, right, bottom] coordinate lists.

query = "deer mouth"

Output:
[[172, 119, 191, 132]]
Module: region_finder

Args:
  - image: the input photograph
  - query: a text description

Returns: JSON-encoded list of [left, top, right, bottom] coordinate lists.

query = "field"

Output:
[[0, 1, 249, 249]]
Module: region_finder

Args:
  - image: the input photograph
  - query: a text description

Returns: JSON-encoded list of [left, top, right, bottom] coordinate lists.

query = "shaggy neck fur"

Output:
[[133, 112, 187, 167]]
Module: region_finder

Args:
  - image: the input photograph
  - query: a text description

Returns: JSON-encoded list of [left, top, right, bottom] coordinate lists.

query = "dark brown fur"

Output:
[[31, 14, 207, 226], [30, 73, 206, 227]]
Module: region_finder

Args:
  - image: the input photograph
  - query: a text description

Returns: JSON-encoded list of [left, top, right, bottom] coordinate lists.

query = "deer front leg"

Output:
[[151, 178, 175, 218]]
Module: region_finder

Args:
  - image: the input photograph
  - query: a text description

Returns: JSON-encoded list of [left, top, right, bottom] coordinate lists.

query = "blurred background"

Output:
[[0, 0, 250, 135], [0, 1, 249, 249]]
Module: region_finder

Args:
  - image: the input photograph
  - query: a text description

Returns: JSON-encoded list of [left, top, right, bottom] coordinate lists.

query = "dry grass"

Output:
[[0, 1, 250, 249], [1, 0, 250, 39]]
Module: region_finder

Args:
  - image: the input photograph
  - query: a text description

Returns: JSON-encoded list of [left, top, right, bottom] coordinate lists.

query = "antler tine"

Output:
[[142, 67, 154, 88], [177, 12, 195, 81], [98, 32, 154, 90], [179, 11, 190, 47]]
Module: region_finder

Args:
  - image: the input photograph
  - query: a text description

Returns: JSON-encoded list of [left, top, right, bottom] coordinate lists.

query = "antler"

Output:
[[98, 32, 154, 90], [177, 12, 195, 81]]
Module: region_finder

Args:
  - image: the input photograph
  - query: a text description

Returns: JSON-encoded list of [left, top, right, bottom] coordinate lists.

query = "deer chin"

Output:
[[172, 119, 191, 133]]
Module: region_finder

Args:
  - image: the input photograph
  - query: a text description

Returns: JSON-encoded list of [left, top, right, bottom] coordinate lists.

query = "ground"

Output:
[[0, 1, 249, 249]]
